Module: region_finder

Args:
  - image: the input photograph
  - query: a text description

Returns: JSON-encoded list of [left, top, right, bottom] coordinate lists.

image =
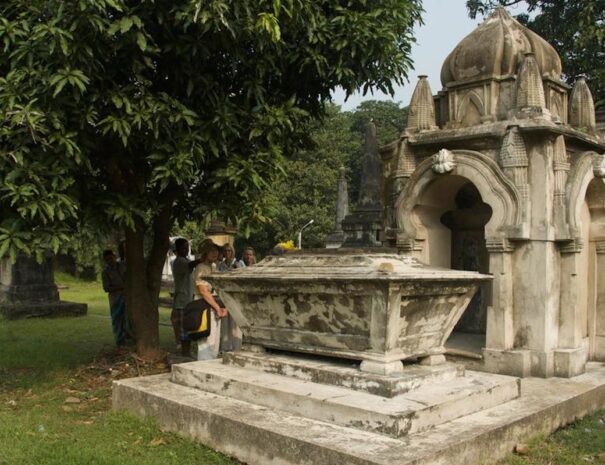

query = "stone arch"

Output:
[[566, 151, 605, 237], [563, 151, 605, 362], [396, 149, 523, 248], [457, 91, 485, 126]]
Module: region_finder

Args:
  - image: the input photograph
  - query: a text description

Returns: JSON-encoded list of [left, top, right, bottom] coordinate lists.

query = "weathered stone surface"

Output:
[[113, 363, 605, 465], [0, 255, 87, 319], [169, 359, 518, 439], [210, 251, 490, 372], [223, 351, 464, 397]]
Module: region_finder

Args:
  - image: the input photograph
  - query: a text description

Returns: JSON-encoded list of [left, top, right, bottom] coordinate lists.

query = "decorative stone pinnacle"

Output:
[[407, 75, 437, 132], [515, 53, 546, 110], [569, 77, 596, 132], [431, 149, 455, 174]]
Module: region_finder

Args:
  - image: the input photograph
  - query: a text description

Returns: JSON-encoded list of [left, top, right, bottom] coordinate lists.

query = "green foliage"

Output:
[[0, 0, 424, 261], [466, 0, 605, 107], [242, 101, 408, 253]]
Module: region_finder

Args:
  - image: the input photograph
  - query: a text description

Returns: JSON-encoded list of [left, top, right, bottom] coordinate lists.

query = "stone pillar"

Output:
[[592, 241, 605, 360], [0, 253, 87, 319], [325, 166, 349, 248], [555, 242, 589, 377], [342, 122, 383, 247], [483, 240, 530, 376]]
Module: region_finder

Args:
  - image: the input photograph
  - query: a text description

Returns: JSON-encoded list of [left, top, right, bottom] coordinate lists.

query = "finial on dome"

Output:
[[569, 77, 596, 132], [515, 53, 546, 111], [406, 76, 437, 132]]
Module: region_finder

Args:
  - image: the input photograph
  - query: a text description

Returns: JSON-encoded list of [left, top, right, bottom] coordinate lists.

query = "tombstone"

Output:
[[0, 253, 87, 319], [325, 166, 349, 248]]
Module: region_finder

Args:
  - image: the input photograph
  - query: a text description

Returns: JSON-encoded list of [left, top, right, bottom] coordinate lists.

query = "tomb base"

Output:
[[114, 354, 605, 465], [0, 301, 87, 320]]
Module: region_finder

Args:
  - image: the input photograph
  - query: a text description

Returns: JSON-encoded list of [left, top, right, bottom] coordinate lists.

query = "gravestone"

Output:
[[0, 253, 87, 319]]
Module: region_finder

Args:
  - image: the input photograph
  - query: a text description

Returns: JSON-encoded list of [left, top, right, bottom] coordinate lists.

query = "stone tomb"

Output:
[[0, 254, 87, 319]]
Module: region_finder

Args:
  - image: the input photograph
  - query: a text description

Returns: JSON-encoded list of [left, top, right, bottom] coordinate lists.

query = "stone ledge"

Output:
[[0, 301, 88, 320], [113, 363, 605, 465], [223, 350, 464, 397]]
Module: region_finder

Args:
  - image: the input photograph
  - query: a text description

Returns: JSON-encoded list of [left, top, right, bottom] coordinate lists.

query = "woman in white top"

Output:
[[193, 239, 228, 360]]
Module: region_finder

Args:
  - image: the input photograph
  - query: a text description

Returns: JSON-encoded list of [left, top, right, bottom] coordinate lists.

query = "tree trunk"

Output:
[[123, 203, 173, 361]]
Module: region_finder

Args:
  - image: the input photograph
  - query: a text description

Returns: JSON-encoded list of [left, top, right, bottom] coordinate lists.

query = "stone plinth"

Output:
[[0, 255, 87, 319], [112, 356, 605, 465], [210, 250, 491, 374]]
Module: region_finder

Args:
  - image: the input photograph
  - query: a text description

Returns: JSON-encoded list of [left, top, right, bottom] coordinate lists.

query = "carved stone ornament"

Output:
[[594, 154, 605, 178], [431, 149, 456, 174]]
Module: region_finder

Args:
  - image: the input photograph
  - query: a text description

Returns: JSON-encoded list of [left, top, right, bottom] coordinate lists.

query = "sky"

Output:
[[331, 0, 529, 111]]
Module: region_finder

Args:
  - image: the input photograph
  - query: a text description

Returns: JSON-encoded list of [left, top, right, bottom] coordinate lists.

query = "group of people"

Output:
[[171, 239, 256, 360], [101, 239, 256, 358]]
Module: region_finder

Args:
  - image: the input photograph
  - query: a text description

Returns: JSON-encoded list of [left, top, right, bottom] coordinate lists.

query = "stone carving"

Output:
[[594, 154, 605, 178], [406, 76, 437, 132], [431, 149, 455, 174], [515, 53, 546, 110], [570, 77, 596, 132]]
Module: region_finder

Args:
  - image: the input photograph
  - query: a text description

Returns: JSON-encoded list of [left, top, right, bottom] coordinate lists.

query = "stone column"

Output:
[[0, 253, 87, 319], [342, 122, 383, 247], [592, 241, 605, 360], [483, 240, 530, 377], [325, 166, 349, 248], [555, 242, 589, 377]]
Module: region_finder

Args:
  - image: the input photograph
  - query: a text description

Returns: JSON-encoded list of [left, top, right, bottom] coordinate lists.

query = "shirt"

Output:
[[172, 256, 194, 310], [102, 262, 126, 307]]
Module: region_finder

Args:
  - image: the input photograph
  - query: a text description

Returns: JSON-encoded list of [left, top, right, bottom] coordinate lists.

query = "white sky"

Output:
[[331, 0, 529, 111]]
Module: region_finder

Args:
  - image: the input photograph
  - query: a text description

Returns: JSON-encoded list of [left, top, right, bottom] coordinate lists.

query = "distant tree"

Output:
[[245, 100, 409, 253], [0, 0, 423, 359], [466, 0, 605, 107]]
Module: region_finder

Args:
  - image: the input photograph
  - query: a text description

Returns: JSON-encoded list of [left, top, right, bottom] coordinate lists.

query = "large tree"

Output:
[[466, 0, 605, 107], [0, 0, 423, 359]]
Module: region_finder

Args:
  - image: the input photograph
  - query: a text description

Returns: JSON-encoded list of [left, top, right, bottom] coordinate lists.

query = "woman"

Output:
[[193, 239, 228, 360], [218, 244, 244, 271]]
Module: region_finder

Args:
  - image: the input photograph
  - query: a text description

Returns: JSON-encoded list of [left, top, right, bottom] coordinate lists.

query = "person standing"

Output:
[[102, 249, 131, 346], [242, 246, 256, 267], [171, 238, 202, 356], [193, 239, 228, 360], [217, 244, 244, 271]]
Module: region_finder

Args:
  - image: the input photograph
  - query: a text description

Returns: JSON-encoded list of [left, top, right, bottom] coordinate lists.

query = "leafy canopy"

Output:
[[0, 0, 423, 261], [466, 0, 605, 107]]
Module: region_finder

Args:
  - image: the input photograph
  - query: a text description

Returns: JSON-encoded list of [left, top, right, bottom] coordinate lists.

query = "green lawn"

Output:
[[0, 275, 603, 465], [0, 273, 238, 465]]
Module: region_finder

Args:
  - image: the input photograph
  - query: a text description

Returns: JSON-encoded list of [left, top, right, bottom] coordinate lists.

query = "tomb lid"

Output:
[[440, 7, 561, 86], [209, 251, 493, 282]]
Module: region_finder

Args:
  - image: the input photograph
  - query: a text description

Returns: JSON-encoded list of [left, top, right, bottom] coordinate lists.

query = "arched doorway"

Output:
[[411, 175, 493, 356], [441, 183, 492, 335]]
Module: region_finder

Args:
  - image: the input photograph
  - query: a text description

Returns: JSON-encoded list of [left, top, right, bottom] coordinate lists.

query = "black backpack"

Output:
[[181, 297, 224, 340]]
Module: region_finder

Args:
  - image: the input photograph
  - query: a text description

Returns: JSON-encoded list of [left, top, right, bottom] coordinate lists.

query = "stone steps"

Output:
[[223, 351, 464, 397], [113, 364, 605, 465], [171, 359, 519, 438]]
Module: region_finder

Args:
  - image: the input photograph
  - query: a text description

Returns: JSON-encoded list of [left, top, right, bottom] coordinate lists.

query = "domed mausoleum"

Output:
[[345, 8, 605, 378]]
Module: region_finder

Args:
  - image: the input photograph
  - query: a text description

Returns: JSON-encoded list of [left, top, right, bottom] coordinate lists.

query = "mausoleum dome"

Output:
[[440, 7, 562, 86]]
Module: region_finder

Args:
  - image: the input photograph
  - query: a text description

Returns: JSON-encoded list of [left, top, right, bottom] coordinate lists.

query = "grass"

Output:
[[1, 274, 604, 465], [0, 273, 238, 465]]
